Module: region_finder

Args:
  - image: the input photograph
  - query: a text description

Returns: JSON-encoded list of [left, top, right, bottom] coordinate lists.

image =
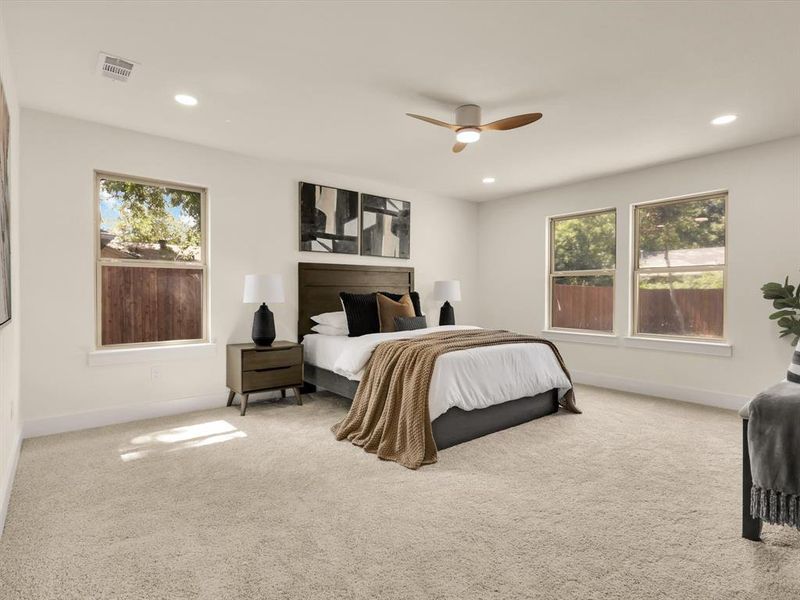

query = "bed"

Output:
[[298, 262, 573, 450]]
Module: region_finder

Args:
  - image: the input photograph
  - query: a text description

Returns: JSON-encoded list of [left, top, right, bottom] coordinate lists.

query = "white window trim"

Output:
[[88, 341, 218, 367], [539, 329, 731, 356], [94, 171, 209, 350], [622, 336, 732, 357], [541, 329, 619, 346], [630, 190, 728, 343], [547, 207, 617, 335]]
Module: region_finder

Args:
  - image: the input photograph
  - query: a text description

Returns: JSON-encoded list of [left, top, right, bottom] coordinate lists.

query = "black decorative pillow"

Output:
[[380, 291, 422, 317], [394, 316, 428, 331], [339, 292, 379, 337]]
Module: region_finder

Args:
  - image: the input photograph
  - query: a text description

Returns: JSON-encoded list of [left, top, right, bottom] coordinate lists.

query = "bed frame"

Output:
[[297, 262, 560, 450]]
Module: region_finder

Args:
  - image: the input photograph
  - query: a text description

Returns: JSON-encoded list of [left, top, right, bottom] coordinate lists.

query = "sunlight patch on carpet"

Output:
[[119, 420, 247, 461]]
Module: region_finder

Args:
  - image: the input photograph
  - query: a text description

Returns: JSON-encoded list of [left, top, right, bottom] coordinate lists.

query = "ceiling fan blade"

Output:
[[452, 142, 467, 153], [480, 112, 543, 131], [406, 113, 459, 131]]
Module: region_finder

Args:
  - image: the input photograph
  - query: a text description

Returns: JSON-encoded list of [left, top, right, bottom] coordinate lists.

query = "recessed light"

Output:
[[711, 114, 737, 125], [175, 94, 198, 106], [482, 177, 496, 184]]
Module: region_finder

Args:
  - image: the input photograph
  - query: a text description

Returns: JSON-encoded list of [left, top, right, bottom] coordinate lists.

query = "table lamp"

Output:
[[433, 280, 461, 326], [243, 274, 285, 346]]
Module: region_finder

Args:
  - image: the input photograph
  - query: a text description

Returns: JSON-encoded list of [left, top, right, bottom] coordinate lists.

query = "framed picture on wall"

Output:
[[360, 194, 410, 259], [299, 182, 359, 254], [0, 76, 10, 327]]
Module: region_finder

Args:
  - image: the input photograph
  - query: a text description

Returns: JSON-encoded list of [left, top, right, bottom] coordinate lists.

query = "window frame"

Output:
[[547, 207, 617, 334], [94, 171, 209, 350], [631, 190, 727, 342]]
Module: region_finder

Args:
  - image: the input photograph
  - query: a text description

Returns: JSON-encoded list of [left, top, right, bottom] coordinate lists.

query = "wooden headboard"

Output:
[[298, 262, 414, 340]]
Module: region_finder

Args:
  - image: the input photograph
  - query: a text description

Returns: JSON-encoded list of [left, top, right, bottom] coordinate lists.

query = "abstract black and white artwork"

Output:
[[299, 182, 359, 254], [360, 194, 410, 259], [0, 75, 10, 327]]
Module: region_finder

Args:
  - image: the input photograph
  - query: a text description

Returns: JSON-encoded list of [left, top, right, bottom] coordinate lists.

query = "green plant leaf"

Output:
[[763, 275, 800, 344], [770, 310, 796, 320], [762, 282, 785, 299]]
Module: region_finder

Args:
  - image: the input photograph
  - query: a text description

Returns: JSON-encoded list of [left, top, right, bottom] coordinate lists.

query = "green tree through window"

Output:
[[99, 179, 202, 262], [552, 211, 616, 272], [97, 174, 206, 347], [549, 209, 616, 332], [634, 194, 726, 338]]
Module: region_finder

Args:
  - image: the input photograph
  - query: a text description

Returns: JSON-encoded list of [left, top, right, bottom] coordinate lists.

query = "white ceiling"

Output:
[[3, 1, 800, 202]]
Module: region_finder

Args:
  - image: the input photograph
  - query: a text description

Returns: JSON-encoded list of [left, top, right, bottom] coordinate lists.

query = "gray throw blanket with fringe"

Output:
[[748, 381, 800, 529]]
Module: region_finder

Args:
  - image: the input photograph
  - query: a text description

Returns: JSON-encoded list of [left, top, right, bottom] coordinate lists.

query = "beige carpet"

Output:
[[1, 385, 798, 599]]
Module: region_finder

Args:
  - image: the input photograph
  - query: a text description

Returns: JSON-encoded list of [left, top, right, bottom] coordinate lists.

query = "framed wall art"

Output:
[[360, 194, 410, 259], [299, 182, 359, 254]]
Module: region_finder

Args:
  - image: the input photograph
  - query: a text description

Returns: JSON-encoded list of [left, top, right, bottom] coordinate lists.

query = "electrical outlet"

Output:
[[151, 366, 162, 380]]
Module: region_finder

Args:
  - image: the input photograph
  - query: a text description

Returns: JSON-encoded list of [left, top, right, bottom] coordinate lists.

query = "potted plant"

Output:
[[761, 277, 800, 345]]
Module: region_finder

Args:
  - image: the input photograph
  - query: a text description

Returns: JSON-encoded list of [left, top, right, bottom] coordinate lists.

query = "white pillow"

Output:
[[311, 324, 348, 336], [311, 311, 348, 330]]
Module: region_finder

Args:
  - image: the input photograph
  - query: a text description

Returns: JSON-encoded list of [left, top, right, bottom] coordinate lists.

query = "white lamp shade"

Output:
[[243, 274, 285, 304], [433, 280, 461, 302]]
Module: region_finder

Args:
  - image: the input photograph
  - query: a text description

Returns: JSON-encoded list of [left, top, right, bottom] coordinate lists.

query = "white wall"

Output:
[[19, 109, 479, 432], [478, 136, 800, 409], [0, 9, 22, 537], [16, 109, 799, 440]]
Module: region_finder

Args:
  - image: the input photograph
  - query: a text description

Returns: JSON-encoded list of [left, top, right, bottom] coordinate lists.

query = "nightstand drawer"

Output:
[[242, 365, 302, 392], [242, 347, 302, 371]]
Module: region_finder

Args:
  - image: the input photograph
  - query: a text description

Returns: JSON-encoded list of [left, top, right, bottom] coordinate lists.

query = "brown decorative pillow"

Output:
[[379, 291, 423, 317], [376, 293, 415, 333]]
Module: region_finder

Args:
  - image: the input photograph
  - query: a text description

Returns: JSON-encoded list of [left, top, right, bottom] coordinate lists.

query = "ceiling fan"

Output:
[[406, 104, 542, 153]]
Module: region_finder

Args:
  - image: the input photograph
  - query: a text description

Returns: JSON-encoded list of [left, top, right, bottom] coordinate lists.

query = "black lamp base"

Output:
[[252, 303, 276, 346], [439, 301, 455, 326]]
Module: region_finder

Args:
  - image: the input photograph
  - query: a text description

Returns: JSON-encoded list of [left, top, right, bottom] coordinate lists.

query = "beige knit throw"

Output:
[[332, 329, 579, 469]]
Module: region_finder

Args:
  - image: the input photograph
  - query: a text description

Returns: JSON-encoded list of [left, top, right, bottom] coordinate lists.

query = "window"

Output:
[[96, 173, 207, 347], [633, 192, 726, 340], [549, 209, 616, 332]]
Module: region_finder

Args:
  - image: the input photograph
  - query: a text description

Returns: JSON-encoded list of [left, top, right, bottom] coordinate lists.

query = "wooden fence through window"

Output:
[[552, 284, 723, 337], [101, 266, 203, 345], [552, 284, 613, 331]]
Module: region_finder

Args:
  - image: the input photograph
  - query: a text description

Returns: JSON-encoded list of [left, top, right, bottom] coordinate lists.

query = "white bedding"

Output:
[[302, 326, 572, 421], [302, 334, 349, 373]]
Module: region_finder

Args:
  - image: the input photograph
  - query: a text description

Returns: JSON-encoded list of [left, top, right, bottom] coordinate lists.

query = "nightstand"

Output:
[[226, 341, 304, 415]]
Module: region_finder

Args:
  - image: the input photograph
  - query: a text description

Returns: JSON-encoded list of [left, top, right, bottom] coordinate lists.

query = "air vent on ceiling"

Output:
[[97, 53, 136, 82]]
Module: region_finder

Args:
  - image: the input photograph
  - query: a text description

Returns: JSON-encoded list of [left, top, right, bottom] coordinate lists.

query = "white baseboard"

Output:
[[22, 391, 234, 439], [0, 427, 22, 539], [571, 370, 749, 412], [18, 371, 747, 440]]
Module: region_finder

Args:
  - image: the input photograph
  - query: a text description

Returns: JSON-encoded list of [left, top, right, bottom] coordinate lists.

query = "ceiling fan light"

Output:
[[456, 128, 481, 144]]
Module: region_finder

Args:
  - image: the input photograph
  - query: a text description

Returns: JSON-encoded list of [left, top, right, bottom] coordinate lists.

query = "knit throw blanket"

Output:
[[331, 329, 579, 469], [748, 381, 800, 529]]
